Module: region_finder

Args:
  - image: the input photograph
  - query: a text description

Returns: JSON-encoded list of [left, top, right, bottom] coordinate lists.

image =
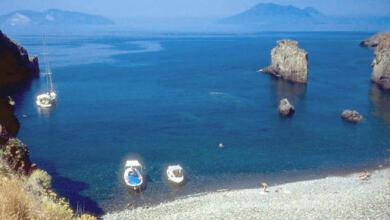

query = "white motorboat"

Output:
[[166, 165, 184, 184], [123, 160, 144, 190], [36, 37, 56, 108]]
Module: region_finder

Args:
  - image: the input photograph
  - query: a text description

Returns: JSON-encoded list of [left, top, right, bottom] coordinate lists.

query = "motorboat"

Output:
[[166, 164, 184, 184], [123, 160, 144, 190]]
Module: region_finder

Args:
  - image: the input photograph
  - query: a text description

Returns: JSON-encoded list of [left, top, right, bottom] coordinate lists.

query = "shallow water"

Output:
[[8, 31, 390, 214]]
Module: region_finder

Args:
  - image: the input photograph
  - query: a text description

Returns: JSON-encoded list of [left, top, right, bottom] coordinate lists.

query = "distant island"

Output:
[[221, 3, 325, 25], [0, 9, 114, 26], [220, 3, 390, 31]]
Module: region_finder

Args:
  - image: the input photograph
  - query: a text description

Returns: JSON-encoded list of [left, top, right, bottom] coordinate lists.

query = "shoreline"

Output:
[[103, 167, 390, 219], [99, 160, 390, 212]]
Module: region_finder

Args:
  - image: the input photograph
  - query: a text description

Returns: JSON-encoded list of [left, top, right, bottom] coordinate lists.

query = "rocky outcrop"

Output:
[[360, 31, 390, 48], [341, 110, 363, 122], [0, 138, 37, 175], [0, 30, 39, 95], [260, 40, 308, 83], [371, 38, 390, 90], [278, 98, 295, 116], [0, 97, 19, 143]]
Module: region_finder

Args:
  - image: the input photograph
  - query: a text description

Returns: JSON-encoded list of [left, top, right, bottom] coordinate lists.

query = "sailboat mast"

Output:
[[43, 36, 54, 93]]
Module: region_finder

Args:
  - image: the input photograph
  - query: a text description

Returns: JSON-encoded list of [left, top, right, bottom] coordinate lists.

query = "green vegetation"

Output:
[[0, 138, 96, 220]]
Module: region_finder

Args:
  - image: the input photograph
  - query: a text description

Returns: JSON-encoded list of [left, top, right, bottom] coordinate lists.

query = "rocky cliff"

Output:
[[0, 30, 39, 95], [360, 31, 390, 48], [260, 40, 308, 83], [371, 38, 390, 90], [0, 97, 19, 144]]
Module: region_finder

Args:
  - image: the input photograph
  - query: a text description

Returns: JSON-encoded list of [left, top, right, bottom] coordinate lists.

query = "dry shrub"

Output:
[[26, 169, 52, 196], [0, 177, 38, 220]]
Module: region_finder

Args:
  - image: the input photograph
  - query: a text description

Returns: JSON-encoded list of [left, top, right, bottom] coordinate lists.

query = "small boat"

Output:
[[166, 164, 184, 184], [36, 37, 56, 108], [123, 160, 144, 190]]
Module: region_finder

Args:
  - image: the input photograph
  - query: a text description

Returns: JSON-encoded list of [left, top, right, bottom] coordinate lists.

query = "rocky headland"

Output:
[[0, 30, 95, 219], [260, 40, 308, 83], [0, 30, 39, 95], [360, 31, 390, 48], [371, 38, 390, 90]]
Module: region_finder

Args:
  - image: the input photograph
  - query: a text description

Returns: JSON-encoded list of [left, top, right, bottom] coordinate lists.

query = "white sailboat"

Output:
[[36, 37, 56, 108]]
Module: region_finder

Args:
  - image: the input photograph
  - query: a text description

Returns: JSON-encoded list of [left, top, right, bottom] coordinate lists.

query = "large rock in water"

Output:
[[0, 30, 39, 95], [371, 38, 390, 90], [278, 98, 295, 117], [360, 31, 390, 48], [260, 40, 308, 83]]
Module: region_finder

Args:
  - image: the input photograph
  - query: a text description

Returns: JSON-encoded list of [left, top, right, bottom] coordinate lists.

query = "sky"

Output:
[[1, 0, 390, 18]]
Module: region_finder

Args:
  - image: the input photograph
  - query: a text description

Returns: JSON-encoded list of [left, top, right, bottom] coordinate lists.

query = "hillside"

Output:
[[220, 3, 326, 25], [0, 9, 114, 26]]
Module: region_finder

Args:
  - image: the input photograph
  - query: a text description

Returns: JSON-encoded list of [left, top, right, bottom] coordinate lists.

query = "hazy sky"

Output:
[[1, 0, 390, 18]]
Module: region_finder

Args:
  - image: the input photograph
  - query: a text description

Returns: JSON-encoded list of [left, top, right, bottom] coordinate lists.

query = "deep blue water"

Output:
[[8, 32, 390, 214]]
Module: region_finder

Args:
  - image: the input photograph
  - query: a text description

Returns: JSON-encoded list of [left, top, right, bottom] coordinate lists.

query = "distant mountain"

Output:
[[0, 9, 114, 26], [220, 3, 390, 31], [220, 3, 326, 25]]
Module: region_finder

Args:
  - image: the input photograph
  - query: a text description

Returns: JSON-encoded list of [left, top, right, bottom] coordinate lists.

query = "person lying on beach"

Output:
[[358, 171, 370, 180]]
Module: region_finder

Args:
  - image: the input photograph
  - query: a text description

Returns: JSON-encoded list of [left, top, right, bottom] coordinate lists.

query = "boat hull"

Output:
[[167, 170, 185, 184], [124, 167, 143, 191]]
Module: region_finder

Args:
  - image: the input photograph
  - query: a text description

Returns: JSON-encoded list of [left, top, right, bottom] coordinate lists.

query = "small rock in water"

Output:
[[341, 110, 363, 122], [278, 98, 295, 117]]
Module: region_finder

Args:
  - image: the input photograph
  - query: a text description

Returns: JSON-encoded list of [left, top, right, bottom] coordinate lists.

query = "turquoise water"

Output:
[[9, 32, 390, 214]]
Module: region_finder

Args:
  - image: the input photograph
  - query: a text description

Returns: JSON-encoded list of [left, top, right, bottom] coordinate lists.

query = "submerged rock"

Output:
[[371, 38, 390, 90], [360, 31, 390, 48], [341, 110, 363, 122], [278, 98, 295, 117], [260, 40, 308, 83], [0, 30, 39, 94]]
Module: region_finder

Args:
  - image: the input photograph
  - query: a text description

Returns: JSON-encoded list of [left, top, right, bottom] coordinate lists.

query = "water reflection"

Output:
[[370, 84, 390, 125], [269, 77, 307, 104], [37, 104, 56, 116]]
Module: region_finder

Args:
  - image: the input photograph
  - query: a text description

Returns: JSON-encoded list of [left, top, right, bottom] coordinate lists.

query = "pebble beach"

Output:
[[104, 168, 390, 219]]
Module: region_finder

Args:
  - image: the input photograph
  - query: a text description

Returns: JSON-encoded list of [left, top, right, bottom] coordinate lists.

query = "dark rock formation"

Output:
[[0, 30, 39, 95], [278, 98, 295, 117], [360, 31, 390, 48], [371, 38, 390, 90], [341, 110, 363, 122], [0, 97, 19, 143], [260, 40, 308, 83]]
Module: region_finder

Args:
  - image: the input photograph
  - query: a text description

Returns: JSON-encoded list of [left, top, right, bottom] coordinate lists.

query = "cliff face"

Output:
[[0, 97, 19, 143], [0, 30, 39, 95], [372, 38, 390, 90], [360, 31, 390, 48], [261, 40, 308, 83]]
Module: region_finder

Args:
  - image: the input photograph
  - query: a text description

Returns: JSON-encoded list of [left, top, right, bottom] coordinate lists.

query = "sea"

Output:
[[7, 31, 390, 214]]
